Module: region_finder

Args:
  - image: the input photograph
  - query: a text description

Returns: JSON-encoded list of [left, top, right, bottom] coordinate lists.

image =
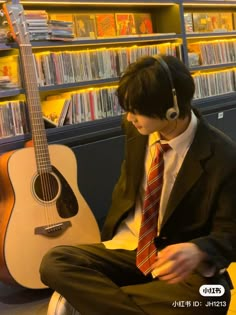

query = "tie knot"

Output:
[[157, 142, 171, 154]]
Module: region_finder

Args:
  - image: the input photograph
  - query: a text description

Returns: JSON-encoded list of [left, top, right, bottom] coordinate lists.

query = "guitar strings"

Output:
[[23, 44, 57, 228]]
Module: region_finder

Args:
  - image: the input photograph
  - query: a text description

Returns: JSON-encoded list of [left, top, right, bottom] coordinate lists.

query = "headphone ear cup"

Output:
[[166, 107, 179, 121], [153, 56, 180, 121]]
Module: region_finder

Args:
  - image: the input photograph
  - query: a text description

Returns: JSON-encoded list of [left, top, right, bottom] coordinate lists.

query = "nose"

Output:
[[127, 112, 135, 122]]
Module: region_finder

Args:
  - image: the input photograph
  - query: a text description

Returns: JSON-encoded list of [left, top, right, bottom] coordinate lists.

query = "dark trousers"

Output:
[[40, 243, 231, 315]]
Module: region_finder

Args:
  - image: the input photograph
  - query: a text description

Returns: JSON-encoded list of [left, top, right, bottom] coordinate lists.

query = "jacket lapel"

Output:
[[125, 130, 148, 196], [123, 117, 214, 231], [160, 119, 213, 229]]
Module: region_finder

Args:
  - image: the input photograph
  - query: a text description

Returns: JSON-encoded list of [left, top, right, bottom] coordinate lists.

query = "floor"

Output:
[[0, 282, 52, 315], [0, 265, 235, 315]]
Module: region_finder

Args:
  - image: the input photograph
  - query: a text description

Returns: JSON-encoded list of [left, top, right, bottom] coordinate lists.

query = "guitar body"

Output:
[[0, 144, 101, 289]]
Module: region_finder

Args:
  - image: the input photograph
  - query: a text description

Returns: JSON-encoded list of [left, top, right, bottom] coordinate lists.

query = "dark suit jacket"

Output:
[[101, 112, 236, 277]]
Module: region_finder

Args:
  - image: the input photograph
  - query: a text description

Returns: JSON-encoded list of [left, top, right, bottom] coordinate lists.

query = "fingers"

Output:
[[153, 261, 191, 283], [150, 243, 203, 283], [152, 246, 186, 271], [152, 260, 174, 277], [159, 269, 190, 284], [151, 257, 191, 283]]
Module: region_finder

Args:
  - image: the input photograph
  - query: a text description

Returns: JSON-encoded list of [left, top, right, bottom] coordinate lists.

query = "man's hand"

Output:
[[151, 243, 207, 284]]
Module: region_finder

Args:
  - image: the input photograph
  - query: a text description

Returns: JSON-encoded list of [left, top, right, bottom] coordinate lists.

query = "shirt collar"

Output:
[[149, 110, 198, 157]]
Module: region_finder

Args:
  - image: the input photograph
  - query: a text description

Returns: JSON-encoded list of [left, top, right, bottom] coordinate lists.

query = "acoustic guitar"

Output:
[[0, 2, 100, 289]]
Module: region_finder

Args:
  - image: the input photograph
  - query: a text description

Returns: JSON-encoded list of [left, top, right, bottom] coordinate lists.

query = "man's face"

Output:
[[126, 112, 170, 136]]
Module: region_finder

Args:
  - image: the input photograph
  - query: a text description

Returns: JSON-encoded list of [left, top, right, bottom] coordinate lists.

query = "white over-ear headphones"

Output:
[[154, 56, 179, 121]]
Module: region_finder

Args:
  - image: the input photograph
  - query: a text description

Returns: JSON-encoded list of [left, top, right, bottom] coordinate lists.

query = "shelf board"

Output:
[[2, 34, 181, 50], [0, 134, 30, 155], [0, 0, 180, 6], [0, 88, 23, 98], [0, 43, 12, 50], [193, 92, 236, 113], [190, 62, 236, 72], [183, 1, 236, 6], [3, 0, 236, 5], [9, 0, 179, 6], [0, 79, 119, 98], [39, 77, 120, 92], [186, 31, 236, 39], [47, 115, 123, 146]]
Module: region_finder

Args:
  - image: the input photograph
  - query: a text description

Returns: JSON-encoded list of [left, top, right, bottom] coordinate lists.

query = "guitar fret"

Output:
[[35, 151, 49, 155], [35, 156, 49, 159], [37, 164, 51, 168], [34, 145, 49, 149], [36, 155, 50, 159], [32, 132, 47, 135], [37, 167, 52, 173], [33, 136, 47, 140]]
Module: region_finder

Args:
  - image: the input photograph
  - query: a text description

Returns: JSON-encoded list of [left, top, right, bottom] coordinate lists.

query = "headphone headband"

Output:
[[154, 55, 179, 120]]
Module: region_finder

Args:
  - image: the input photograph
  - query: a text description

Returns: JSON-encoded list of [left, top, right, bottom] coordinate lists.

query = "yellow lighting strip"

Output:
[[187, 33, 236, 40], [183, 2, 236, 7], [0, 1, 175, 5]]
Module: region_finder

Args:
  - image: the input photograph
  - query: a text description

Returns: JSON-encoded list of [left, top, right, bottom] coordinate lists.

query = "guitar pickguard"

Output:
[[33, 166, 79, 218], [53, 165, 79, 218]]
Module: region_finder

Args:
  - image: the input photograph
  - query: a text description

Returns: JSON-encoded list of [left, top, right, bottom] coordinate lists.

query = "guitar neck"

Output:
[[3, 2, 52, 173], [20, 44, 52, 173]]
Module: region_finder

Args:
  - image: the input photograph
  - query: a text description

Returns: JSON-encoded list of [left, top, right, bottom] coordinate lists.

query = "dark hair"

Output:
[[117, 55, 195, 119]]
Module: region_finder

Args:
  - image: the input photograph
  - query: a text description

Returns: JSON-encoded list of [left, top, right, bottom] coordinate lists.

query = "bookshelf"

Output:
[[1, 0, 236, 145], [1, 0, 236, 225], [180, 0, 236, 142], [0, 0, 183, 148]]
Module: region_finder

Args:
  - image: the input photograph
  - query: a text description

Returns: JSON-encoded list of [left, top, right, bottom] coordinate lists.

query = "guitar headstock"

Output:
[[2, 2, 30, 45]]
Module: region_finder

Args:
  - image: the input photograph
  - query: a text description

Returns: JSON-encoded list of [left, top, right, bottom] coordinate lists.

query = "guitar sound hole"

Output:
[[34, 172, 59, 202]]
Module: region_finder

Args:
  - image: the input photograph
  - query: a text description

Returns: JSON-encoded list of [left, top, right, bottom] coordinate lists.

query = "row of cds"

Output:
[[188, 39, 236, 66], [0, 101, 29, 139], [0, 85, 122, 139], [2, 68, 236, 139], [24, 10, 154, 41], [33, 43, 181, 87], [193, 69, 236, 99], [42, 86, 122, 126], [26, 10, 76, 41]]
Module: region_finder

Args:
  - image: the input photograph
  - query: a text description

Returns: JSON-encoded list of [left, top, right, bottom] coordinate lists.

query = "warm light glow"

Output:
[[187, 32, 236, 40], [0, 0, 175, 6], [183, 2, 236, 7], [192, 68, 236, 75]]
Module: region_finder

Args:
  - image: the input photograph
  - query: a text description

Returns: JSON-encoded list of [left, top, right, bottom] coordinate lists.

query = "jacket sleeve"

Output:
[[191, 168, 236, 272]]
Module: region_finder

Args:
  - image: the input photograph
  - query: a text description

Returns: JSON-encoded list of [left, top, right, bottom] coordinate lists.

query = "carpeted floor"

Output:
[[0, 264, 235, 315], [0, 282, 52, 315]]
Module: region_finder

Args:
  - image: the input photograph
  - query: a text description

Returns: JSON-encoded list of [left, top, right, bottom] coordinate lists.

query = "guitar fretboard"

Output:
[[20, 43, 52, 173]]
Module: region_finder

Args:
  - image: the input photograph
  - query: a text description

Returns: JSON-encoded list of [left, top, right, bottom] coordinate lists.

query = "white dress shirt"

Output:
[[103, 111, 198, 250]]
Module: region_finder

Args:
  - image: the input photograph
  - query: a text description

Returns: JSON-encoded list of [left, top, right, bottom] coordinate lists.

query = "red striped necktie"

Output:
[[136, 142, 170, 275]]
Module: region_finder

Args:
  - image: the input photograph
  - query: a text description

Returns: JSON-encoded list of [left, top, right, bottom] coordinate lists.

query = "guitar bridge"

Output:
[[35, 221, 72, 237]]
